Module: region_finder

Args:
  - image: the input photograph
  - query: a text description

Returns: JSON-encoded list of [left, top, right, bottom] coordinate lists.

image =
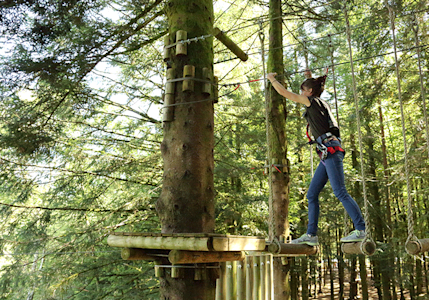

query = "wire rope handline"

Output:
[[385, 1, 429, 255], [328, 32, 350, 239], [342, 2, 376, 256], [222, 0, 341, 35], [215, 7, 429, 66], [302, 40, 315, 178], [328, 34, 340, 126], [217, 42, 429, 93], [258, 21, 275, 244], [412, 14, 429, 162]]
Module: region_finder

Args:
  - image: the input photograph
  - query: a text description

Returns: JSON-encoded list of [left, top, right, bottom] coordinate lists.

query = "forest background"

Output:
[[0, 0, 428, 299]]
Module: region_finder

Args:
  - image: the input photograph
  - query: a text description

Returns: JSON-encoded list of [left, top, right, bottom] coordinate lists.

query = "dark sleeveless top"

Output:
[[303, 96, 340, 139]]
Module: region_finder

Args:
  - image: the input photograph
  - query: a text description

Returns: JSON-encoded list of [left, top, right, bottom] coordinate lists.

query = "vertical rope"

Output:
[[304, 40, 315, 178], [328, 34, 340, 126], [343, 3, 371, 240], [328, 33, 349, 234], [259, 22, 275, 242], [412, 14, 429, 161], [385, 2, 416, 243]]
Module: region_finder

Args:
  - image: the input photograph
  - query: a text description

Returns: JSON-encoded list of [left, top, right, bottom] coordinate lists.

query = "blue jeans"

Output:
[[306, 140, 366, 236]]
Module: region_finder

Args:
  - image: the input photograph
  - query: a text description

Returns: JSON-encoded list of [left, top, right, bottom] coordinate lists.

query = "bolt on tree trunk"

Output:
[[157, 0, 216, 299]]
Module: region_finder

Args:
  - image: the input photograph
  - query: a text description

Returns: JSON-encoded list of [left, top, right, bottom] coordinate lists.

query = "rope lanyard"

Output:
[[385, 1, 417, 244], [303, 40, 315, 177], [412, 14, 429, 161], [259, 22, 275, 242], [328, 34, 340, 126], [343, 3, 372, 241], [329, 33, 349, 233]]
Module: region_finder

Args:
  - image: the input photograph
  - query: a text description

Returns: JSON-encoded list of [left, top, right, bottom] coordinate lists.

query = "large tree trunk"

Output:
[[350, 133, 369, 300], [349, 257, 358, 299], [358, 255, 369, 300], [157, 1, 216, 299], [267, 0, 290, 298]]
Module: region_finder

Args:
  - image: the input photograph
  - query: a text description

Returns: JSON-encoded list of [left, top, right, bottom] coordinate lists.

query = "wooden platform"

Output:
[[107, 232, 266, 252]]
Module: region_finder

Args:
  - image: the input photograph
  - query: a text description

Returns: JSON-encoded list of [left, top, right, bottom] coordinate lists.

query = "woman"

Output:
[[267, 71, 366, 246]]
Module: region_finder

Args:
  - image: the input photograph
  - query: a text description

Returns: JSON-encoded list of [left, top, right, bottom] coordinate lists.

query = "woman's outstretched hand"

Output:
[[267, 72, 277, 82]]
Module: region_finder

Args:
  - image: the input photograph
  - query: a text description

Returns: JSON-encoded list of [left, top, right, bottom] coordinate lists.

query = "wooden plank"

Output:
[[213, 27, 248, 61], [212, 236, 266, 251], [268, 242, 318, 256], [260, 256, 266, 299], [108, 232, 266, 251], [237, 260, 245, 300], [155, 265, 164, 278], [110, 232, 230, 238], [419, 238, 429, 252], [406, 238, 429, 255], [246, 256, 253, 300], [121, 248, 167, 261], [341, 240, 376, 256], [107, 235, 211, 251], [168, 250, 244, 264], [226, 261, 235, 300], [253, 256, 261, 299]]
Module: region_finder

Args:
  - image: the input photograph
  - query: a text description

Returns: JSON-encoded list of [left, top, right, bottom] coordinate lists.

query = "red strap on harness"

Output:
[[307, 123, 345, 155], [327, 146, 345, 154], [306, 123, 312, 142]]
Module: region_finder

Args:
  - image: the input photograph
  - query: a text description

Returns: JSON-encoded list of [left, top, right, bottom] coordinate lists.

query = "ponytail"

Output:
[[300, 74, 327, 97], [317, 75, 327, 87]]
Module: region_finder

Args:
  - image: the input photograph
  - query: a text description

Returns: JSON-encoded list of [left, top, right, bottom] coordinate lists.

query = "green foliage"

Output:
[[0, 0, 428, 298]]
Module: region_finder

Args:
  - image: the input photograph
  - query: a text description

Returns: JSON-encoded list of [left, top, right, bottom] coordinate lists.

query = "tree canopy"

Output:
[[0, 0, 428, 298]]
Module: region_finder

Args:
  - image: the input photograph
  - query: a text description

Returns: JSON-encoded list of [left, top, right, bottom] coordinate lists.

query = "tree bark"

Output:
[[358, 255, 369, 300], [157, 1, 216, 299], [348, 257, 358, 299], [301, 257, 309, 300], [338, 229, 345, 300], [267, 0, 290, 298]]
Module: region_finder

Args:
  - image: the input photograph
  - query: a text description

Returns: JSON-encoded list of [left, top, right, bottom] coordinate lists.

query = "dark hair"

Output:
[[300, 75, 327, 97]]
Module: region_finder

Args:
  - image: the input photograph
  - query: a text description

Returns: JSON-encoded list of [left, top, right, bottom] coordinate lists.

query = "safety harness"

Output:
[[306, 124, 344, 160]]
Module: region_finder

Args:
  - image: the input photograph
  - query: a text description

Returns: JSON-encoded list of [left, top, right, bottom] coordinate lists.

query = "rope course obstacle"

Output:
[[340, 3, 376, 256], [384, 1, 429, 255], [215, 3, 429, 255], [107, 3, 429, 298], [157, 0, 428, 256]]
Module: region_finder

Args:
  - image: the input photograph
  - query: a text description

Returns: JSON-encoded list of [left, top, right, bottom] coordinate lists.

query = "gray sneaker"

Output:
[[290, 234, 319, 246], [340, 230, 366, 243]]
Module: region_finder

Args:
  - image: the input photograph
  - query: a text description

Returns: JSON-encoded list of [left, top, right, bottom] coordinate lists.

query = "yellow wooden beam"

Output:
[[168, 250, 244, 264], [107, 234, 211, 251]]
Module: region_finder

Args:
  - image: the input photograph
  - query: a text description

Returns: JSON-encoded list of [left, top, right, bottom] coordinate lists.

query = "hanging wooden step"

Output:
[[107, 232, 265, 252], [405, 238, 429, 255], [341, 240, 376, 256], [267, 241, 318, 256]]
